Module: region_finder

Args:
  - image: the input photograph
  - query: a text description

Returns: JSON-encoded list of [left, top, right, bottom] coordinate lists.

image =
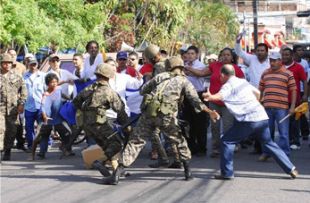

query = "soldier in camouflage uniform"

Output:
[[144, 44, 167, 77], [121, 56, 219, 180], [73, 63, 130, 185], [0, 54, 27, 160], [142, 45, 170, 166]]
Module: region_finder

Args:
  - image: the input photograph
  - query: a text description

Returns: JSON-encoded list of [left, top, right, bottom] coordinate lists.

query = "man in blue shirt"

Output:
[[203, 64, 298, 180], [23, 59, 46, 150]]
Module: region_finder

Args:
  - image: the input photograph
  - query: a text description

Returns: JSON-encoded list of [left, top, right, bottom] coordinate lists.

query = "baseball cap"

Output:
[[49, 54, 60, 61], [29, 58, 38, 65], [25, 53, 35, 59], [116, 51, 128, 60], [269, 52, 281, 60], [208, 54, 218, 60]]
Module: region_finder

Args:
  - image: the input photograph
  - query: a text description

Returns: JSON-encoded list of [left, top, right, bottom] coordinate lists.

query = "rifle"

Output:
[[107, 115, 140, 142]]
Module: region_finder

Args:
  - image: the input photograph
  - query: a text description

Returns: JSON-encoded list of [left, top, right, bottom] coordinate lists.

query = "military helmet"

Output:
[[165, 56, 184, 71], [144, 44, 160, 60], [0, 53, 14, 63], [94, 63, 115, 78]]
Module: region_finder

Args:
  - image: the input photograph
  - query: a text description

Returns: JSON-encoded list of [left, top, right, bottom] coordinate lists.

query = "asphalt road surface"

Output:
[[1, 137, 310, 203]]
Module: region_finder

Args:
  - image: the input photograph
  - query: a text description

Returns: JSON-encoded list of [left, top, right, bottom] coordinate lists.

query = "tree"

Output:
[[1, 0, 111, 53], [103, 0, 188, 52], [180, 2, 240, 54]]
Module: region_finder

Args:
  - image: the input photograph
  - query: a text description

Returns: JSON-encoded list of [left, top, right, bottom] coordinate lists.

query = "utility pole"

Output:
[[253, 0, 258, 47]]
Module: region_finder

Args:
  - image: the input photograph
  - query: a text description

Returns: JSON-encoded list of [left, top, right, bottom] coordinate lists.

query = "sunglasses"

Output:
[[118, 58, 127, 61]]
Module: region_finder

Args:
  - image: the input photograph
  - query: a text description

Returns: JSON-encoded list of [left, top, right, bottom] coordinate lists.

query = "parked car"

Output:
[[40, 54, 75, 73]]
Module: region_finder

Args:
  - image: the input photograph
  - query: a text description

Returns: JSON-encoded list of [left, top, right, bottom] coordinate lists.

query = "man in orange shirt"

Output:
[[259, 52, 296, 160]]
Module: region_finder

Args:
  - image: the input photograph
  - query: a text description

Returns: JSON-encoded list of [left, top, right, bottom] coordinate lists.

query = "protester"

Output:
[[82, 40, 103, 80], [203, 64, 298, 180], [284, 47, 308, 150], [182, 45, 209, 156], [37, 73, 72, 159], [293, 45, 310, 143], [23, 58, 46, 151], [185, 47, 244, 158], [116, 51, 138, 78], [258, 51, 296, 160]]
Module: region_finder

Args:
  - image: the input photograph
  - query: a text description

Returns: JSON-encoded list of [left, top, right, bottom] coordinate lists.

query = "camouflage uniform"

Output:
[[0, 70, 27, 151], [152, 58, 166, 77], [144, 45, 173, 163], [73, 80, 129, 160], [123, 69, 207, 167]]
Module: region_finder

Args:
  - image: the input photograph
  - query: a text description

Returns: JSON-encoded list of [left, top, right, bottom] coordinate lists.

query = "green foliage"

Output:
[[181, 2, 240, 54], [1, 0, 239, 54], [1, 0, 110, 52]]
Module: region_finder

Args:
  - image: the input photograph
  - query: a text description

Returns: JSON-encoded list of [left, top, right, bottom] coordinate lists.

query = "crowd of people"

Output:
[[1, 32, 309, 185]]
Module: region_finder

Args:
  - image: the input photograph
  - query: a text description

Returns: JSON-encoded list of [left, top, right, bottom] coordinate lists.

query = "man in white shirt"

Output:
[[128, 51, 142, 72], [235, 33, 270, 154], [203, 64, 298, 180], [105, 59, 143, 118], [183, 45, 209, 156], [82, 40, 103, 80], [24, 59, 46, 150], [47, 54, 78, 100], [235, 33, 270, 88]]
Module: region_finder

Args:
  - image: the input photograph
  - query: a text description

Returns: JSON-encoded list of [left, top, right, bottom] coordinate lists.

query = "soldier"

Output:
[[143, 45, 173, 166], [121, 56, 219, 181], [72, 63, 130, 185], [0, 54, 27, 160], [144, 44, 166, 77]]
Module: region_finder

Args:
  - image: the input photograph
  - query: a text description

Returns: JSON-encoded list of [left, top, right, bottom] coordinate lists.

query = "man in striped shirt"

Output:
[[259, 52, 297, 160]]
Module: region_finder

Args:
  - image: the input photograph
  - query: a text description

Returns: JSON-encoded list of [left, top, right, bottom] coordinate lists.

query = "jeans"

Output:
[[220, 119, 295, 177], [265, 108, 290, 156], [25, 109, 42, 148]]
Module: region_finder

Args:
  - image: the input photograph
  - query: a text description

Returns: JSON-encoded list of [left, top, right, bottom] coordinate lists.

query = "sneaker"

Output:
[[258, 154, 270, 162], [290, 144, 301, 150], [290, 168, 298, 179]]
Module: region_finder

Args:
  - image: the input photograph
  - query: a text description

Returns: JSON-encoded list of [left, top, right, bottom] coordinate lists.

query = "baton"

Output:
[[279, 114, 291, 124]]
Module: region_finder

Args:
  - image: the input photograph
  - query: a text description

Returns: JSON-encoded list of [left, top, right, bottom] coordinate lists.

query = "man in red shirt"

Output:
[[116, 51, 137, 77], [282, 47, 307, 150]]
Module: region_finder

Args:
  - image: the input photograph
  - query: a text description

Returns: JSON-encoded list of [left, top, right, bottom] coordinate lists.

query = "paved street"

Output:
[[1, 137, 310, 203]]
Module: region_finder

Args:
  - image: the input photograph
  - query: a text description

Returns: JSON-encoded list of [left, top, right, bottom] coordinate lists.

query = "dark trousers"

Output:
[[299, 114, 309, 139], [183, 92, 209, 154], [289, 116, 301, 146], [299, 92, 309, 139], [39, 122, 71, 154]]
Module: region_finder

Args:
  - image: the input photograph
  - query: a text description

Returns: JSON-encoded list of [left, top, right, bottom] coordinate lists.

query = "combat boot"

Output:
[[182, 160, 193, 181], [2, 149, 11, 161], [168, 161, 182, 169], [148, 159, 170, 168], [102, 165, 123, 185], [92, 160, 111, 177]]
